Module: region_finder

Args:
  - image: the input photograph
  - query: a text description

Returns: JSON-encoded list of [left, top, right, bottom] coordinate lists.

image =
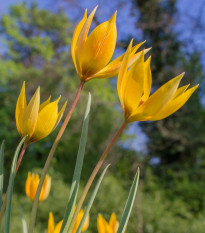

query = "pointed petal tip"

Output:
[[110, 10, 117, 22], [56, 95, 61, 103]]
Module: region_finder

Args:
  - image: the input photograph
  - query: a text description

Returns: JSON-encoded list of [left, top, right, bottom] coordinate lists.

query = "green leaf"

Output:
[[60, 93, 91, 233], [75, 164, 110, 233], [20, 206, 28, 233], [0, 140, 5, 210], [4, 136, 27, 233], [117, 168, 140, 233]]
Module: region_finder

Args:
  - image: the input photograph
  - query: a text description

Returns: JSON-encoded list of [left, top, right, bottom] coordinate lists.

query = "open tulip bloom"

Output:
[[71, 6, 150, 82], [15, 82, 67, 145], [47, 210, 89, 233], [117, 40, 199, 123], [97, 213, 119, 233]]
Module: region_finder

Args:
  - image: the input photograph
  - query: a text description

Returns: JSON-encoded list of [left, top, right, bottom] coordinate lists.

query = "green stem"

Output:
[[28, 81, 84, 233], [68, 121, 127, 233], [0, 144, 27, 225]]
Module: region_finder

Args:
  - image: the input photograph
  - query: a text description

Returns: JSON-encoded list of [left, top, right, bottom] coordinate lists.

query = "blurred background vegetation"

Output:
[[0, 0, 205, 232]]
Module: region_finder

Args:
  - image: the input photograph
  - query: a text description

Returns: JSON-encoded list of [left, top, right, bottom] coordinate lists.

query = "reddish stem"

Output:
[[68, 121, 127, 233]]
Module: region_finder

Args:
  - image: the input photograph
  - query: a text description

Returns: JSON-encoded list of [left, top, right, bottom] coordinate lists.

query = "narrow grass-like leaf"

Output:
[[75, 164, 110, 233], [61, 93, 91, 233], [0, 140, 5, 210], [117, 168, 140, 233], [4, 136, 27, 233], [20, 206, 28, 233]]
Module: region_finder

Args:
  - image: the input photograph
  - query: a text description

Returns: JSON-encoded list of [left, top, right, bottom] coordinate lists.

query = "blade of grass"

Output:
[[60, 93, 91, 233], [75, 164, 110, 233], [117, 168, 140, 233], [20, 206, 28, 233], [0, 141, 5, 210], [4, 136, 27, 233]]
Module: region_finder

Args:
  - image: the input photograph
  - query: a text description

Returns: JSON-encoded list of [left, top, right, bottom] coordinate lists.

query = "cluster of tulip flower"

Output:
[[0, 6, 198, 233]]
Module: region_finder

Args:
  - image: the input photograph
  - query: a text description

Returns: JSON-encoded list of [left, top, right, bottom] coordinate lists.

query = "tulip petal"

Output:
[[39, 96, 51, 111], [76, 6, 98, 65], [54, 220, 63, 233], [22, 87, 40, 140], [71, 9, 87, 74], [132, 73, 184, 119], [151, 84, 199, 120], [80, 11, 117, 78], [48, 212, 55, 233], [172, 84, 190, 100], [30, 174, 39, 202], [142, 56, 152, 101], [25, 172, 31, 198], [117, 40, 133, 110], [15, 82, 27, 136], [122, 51, 145, 117], [52, 100, 68, 131], [109, 213, 118, 231], [30, 97, 59, 143], [82, 212, 89, 232], [39, 175, 51, 202], [97, 215, 106, 233], [89, 41, 147, 80]]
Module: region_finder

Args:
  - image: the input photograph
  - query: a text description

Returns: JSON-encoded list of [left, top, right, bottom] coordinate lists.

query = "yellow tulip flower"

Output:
[[15, 82, 67, 145], [117, 40, 199, 123], [97, 213, 119, 233], [71, 6, 149, 82], [47, 210, 89, 233], [25, 172, 51, 202]]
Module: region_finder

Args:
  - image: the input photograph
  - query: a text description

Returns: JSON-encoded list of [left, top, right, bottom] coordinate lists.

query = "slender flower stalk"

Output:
[[68, 121, 127, 233], [0, 144, 27, 224], [28, 81, 84, 233]]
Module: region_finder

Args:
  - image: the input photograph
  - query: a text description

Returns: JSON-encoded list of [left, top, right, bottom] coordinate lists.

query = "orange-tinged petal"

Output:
[[29, 174, 39, 202], [80, 11, 117, 78], [71, 9, 87, 74], [25, 172, 31, 198], [76, 6, 98, 65], [39, 96, 51, 111], [52, 100, 68, 131], [97, 215, 106, 233], [150, 84, 199, 120], [15, 82, 27, 136], [30, 97, 59, 143], [132, 73, 184, 119], [54, 220, 63, 233], [82, 213, 89, 232], [48, 212, 55, 233], [122, 51, 145, 118], [109, 213, 117, 230], [39, 175, 51, 202], [142, 56, 152, 101], [117, 40, 133, 110], [21, 87, 40, 140]]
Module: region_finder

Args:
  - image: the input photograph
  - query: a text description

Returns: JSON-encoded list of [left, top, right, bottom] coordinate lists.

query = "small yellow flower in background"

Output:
[[25, 172, 51, 202], [71, 6, 149, 82], [117, 40, 199, 123], [97, 213, 119, 233], [47, 210, 89, 233], [15, 82, 67, 145]]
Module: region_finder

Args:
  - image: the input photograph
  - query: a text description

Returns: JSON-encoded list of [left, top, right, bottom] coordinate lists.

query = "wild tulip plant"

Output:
[[0, 6, 198, 233]]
